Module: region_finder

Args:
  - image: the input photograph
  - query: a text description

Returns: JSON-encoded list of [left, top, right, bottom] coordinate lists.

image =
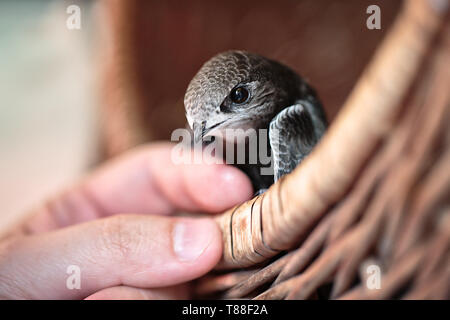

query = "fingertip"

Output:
[[185, 164, 253, 213], [172, 218, 223, 277], [215, 165, 254, 207], [113, 216, 224, 288]]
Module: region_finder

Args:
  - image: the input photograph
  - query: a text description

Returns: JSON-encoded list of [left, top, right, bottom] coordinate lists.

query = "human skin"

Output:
[[0, 143, 253, 299]]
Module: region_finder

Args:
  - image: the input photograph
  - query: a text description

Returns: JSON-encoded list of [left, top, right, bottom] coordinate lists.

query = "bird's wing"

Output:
[[269, 102, 320, 181]]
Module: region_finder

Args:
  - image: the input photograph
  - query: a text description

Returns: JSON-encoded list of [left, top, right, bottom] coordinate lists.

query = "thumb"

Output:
[[0, 215, 222, 299]]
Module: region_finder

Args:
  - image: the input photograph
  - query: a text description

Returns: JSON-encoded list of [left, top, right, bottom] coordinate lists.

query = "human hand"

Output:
[[0, 143, 253, 299]]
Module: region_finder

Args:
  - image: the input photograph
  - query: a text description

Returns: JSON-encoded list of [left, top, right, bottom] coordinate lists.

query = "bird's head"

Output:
[[184, 51, 308, 143]]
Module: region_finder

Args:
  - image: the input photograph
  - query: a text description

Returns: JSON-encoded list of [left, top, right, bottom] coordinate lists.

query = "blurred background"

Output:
[[0, 0, 97, 233], [0, 0, 401, 233]]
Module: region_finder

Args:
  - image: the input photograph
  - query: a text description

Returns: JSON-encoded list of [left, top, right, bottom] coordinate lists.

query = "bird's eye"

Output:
[[229, 87, 249, 104]]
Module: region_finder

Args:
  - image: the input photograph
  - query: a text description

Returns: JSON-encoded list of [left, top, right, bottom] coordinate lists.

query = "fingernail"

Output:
[[173, 219, 215, 262]]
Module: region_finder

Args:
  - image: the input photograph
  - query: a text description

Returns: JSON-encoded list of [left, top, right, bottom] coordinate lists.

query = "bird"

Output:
[[184, 50, 327, 193]]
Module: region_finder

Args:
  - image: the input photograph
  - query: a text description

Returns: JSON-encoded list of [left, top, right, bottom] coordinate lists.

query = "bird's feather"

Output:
[[269, 102, 319, 181]]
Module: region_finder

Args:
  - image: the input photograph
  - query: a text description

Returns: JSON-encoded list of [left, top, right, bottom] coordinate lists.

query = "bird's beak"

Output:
[[193, 121, 206, 144]]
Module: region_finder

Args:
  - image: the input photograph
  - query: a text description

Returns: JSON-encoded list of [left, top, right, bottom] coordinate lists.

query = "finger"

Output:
[[24, 143, 253, 233], [0, 215, 221, 299], [85, 285, 190, 300], [143, 143, 253, 213]]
